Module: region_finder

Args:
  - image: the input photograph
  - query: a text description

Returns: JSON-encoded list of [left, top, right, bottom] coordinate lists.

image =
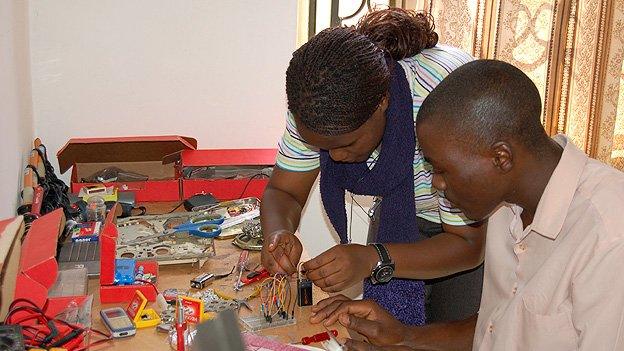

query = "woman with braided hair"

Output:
[[260, 8, 485, 326]]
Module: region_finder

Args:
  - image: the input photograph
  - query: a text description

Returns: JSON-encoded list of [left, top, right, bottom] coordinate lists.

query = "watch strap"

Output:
[[370, 243, 392, 264]]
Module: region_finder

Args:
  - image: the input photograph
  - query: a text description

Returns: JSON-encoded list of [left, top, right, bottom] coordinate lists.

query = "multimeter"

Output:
[[100, 307, 136, 338]]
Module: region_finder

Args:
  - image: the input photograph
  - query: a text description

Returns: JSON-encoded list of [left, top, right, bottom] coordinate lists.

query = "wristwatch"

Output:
[[369, 243, 395, 284]]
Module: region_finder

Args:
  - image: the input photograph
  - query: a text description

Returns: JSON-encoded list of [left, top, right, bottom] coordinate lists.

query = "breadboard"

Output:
[[239, 315, 296, 332]]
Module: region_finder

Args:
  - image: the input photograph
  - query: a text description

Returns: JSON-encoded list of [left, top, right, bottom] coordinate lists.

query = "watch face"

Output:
[[375, 265, 394, 283]]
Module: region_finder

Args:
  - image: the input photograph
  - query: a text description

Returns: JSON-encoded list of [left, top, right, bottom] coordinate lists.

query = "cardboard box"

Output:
[[12, 209, 89, 320], [0, 217, 24, 319], [99, 204, 159, 303], [178, 148, 277, 201], [57, 136, 197, 202]]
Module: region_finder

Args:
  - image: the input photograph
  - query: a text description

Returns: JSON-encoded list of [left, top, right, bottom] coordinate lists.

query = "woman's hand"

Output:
[[302, 244, 377, 292], [261, 230, 303, 275]]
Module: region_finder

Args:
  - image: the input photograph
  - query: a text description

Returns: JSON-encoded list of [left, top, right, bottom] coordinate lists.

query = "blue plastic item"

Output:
[[115, 258, 136, 285]]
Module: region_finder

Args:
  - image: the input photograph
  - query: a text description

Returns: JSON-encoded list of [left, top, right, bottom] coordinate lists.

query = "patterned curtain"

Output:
[[406, 0, 624, 170], [301, 0, 624, 169]]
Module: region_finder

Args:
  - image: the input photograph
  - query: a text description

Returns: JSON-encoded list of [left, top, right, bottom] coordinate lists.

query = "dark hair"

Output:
[[417, 60, 547, 150], [286, 8, 439, 136], [357, 8, 438, 61]]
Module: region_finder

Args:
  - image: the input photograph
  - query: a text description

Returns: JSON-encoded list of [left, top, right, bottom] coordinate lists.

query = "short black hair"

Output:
[[286, 8, 439, 136], [417, 60, 547, 150]]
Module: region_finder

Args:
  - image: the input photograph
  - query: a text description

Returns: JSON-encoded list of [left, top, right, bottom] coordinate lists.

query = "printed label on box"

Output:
[[71, 222, 101, 242], [126, 293, 143, 320], [180, 296, 203, 324]]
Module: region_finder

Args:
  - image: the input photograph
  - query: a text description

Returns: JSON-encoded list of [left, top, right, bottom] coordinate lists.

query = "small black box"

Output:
[[184, 193, 218, 211], [297, 278, 313, 306]]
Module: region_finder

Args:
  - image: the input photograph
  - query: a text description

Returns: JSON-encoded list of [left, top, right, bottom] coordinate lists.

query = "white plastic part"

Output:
[[156, 293, 169, 312], [321, 338, 344, 351]]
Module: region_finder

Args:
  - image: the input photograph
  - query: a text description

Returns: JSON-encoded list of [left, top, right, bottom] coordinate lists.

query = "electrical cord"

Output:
[[134, 278, 160, 295], [32, 145, 72, 217], [236, 173, 269, 200], [17, 144, 73, 240], [151, 172, 268, 216], [3, 298, 112, 350], [259, 274, 293, 322], [167, 201, 184, 214]]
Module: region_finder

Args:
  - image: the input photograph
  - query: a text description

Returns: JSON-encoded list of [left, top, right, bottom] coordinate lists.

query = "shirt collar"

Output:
[[529, 134, 587, 240]]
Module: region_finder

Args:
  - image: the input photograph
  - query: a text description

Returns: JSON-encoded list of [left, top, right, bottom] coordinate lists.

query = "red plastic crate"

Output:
[[177, 148, 276, 201]]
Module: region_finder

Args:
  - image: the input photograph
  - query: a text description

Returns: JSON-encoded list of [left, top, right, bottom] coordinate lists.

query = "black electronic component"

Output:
[[297, 278, 313, 306], [183, 193, 218, 211]]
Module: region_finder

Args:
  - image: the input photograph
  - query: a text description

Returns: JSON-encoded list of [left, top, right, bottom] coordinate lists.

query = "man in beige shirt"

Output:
[[310, 59, 624, 350]]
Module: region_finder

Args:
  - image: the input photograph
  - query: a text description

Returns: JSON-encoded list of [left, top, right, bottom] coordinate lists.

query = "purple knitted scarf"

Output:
[[319, 60, 426, 325]]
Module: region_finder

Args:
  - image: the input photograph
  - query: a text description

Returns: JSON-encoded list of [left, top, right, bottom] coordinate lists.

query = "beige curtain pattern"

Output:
[[407, 0, 624, 170]]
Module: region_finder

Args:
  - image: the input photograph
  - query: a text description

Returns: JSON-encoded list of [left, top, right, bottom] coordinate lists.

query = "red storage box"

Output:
[[57, 136, 197, 202], [99, 204, 159, 303], [12, 209, 89, 320], [177, 148, 277, 201]]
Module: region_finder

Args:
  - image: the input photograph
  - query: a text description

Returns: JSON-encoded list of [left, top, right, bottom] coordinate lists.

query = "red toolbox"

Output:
[[57, 136, 197, 202], [177, 148, 277, 201], [99, 204, 159, 303], [12, 209, 90, 319]]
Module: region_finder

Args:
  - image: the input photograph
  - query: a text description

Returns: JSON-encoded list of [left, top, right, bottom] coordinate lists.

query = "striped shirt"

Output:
[[276, 45, 473, 225]]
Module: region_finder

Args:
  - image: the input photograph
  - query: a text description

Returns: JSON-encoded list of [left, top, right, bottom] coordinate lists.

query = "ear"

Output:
[[378, 96, 389, 113], [490, 141, 513, 173]]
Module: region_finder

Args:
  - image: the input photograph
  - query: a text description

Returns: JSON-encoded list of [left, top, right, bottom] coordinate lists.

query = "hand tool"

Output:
[[234, 250, 250, 291]]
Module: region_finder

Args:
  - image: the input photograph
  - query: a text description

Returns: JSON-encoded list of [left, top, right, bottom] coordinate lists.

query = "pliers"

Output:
[[233, 299, 252, 311]]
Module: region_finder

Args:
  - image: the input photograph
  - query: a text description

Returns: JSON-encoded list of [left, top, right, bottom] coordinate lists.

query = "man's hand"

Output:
[[302, 244, 377, 292], [261, 230, 302, 275], [310, 295, 408, 346]]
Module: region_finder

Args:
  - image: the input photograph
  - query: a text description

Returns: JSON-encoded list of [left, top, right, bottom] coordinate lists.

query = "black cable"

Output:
[[4, 297, 110, 350], [237, 173, 269, 199], [28, 145, 72, 218], [147, 172, 269, 216], [48, 329, 83, 347], [167, 202, 184, 213]]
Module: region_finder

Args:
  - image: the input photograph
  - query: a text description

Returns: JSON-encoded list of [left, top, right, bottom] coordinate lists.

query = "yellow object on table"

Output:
[[126, 290, 161, 329]]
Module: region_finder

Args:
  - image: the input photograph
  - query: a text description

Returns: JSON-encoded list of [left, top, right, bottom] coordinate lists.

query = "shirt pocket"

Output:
[[518, 295, 578, 350]]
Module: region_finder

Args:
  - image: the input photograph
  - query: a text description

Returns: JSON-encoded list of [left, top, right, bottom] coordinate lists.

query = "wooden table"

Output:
[[88, 202, 345, 350]]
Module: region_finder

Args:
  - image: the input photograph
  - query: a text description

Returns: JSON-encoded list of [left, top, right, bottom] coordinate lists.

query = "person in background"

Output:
[[261, 8, 485, 325], [311, 59, 624, 351]]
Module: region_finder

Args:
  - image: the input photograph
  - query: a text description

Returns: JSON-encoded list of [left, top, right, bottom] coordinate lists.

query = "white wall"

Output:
[[29, 0, 297, 181], [0, 0, 35, 218], [21, 1, 371, 295]]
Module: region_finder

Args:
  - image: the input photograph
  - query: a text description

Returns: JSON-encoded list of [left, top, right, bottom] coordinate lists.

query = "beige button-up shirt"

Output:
[[473, 135, 624, 350]]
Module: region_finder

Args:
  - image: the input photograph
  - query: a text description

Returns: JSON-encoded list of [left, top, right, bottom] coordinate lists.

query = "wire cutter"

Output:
[[125, 213, 225, 245]]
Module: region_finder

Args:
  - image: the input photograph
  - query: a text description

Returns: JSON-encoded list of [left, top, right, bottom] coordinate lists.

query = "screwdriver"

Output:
[[176, 296, 187, 351], [233, 250, 250, 291]]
